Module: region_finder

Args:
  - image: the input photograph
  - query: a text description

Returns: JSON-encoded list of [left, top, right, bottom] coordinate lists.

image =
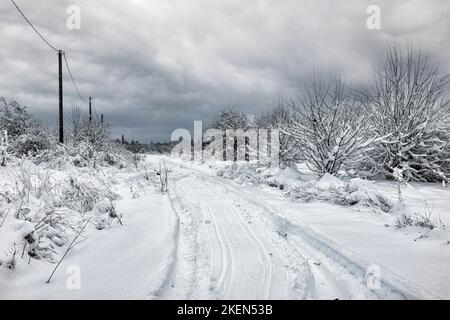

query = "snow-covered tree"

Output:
[[209, 108, 249, 161], [210, 108, 249, 131], [69, 105, 83, 145], [283, 75, 375, 176], [13, 120, 52, 156], [256, 101, 302, 165], [365, 47, 450, 182], [68, 105, 111, 152], [0, 97, 31, 138], [0, 98, 52, 156]]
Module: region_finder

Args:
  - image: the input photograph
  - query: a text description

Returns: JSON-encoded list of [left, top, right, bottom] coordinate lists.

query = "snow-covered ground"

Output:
[[1, 155, 449, 299]]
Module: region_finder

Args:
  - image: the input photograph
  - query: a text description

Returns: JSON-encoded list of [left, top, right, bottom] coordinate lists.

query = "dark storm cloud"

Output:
[[1, 0, 449, 142]]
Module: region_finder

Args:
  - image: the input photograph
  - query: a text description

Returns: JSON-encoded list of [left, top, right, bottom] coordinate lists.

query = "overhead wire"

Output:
[[63, 52, 87, 103], [10, 0, 59, 52], [11, 0, 88, 104]]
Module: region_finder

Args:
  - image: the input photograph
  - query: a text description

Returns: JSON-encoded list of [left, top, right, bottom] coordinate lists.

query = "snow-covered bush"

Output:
[[216, 162, 302, 190], [90, 199, 122, 230], [154, 159, 169, 193], [0, 98, 52, 157], [256, 101, 302, 166], [33, 140, 138, 170], [0, 220, 36, 269], [210, 108, 249, 131], [0, 97, 31, 139], [364, 46, 450, 182], [11, 121, 52, 157], [287, 174, 393, 213], [0, 163, 124, 267], [61, 175, 118, 213], [0, 170, 77, 264], [209, 108, 250, 161], [69, 106, 110, 149], [394, 202, 446, 231], [283, 76, 375, 176], [218, 163, 266, 186]]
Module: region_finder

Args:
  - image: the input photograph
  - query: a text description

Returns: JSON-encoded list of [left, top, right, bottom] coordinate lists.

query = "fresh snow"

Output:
[[1, 155, 450, 299]]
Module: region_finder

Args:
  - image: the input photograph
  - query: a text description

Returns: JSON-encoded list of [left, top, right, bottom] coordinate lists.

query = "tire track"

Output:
[[203, 174, 424, 299], [190, 178, 274, 299], [173, 175, 287, 299]]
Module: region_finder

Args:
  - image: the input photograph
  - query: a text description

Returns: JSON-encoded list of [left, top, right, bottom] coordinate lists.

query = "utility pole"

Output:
[[58, 50, 64, 144], [89, 96, 92, 122]]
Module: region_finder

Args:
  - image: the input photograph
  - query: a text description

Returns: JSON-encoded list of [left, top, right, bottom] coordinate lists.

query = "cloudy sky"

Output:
[[1, 0, 449, 142]]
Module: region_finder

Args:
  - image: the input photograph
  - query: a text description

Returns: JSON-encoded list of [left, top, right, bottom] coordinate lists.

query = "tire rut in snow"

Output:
[[177, 177, 274, 299], [186, 178, 274, 299], [160, 180, 201, 299], [175, 174, 317, 299], [202, 174, 421, 300]]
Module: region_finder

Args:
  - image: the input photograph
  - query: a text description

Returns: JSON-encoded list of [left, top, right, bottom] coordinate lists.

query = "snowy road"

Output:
[[160, 160, 416, 300], [2, 156, 443, 300]]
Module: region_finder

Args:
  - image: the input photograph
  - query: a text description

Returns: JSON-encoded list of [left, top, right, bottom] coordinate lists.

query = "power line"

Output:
[[63, 52, 87, 103], [11, 0, 87, 103], [11, 0, 91, 143], [10, 0, 59, 52]]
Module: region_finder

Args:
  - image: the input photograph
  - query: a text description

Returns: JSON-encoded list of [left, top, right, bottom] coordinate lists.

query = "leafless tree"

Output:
[[209, 108, 249, 161], [365, 46, 450, 182], [283, 75, 375, 176], [256, 100, 302, 165], [69, 104, 83, 145]]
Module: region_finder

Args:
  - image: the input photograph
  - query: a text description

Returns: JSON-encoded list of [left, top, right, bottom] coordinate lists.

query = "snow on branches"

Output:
[[366, 47, 450, 182], [283, 76, 376, 176]]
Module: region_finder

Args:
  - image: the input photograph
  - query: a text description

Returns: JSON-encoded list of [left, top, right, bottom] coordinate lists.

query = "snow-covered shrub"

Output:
[[346, 178, 393, 213], [0, 165, 123, 265], [0, 98, 52, 158], [364, 46, 450, 182], [61, 176, 118, 213], [11, 121, 52, 157], [0, 97, 31, 139], [90, 199, 122, 230], [283, 75, 375, 176], [33, 140, 138, 170], [394, 202, 446, 231], [0, 169, 79, 262], [210, 108, 249, 131], [38, 105, 141, 169], [256, 101, 303, 166], [209, 108, 249, 161], [154, 159, 169, 193], [31, 207, 78, 262], [218, 163, 270, 186], [0, 204, 80, 264], [216, 162, 302, 190], [287, 174, 393, 212], [0, 220, 39, 268], [69, 106, 110, 150]]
